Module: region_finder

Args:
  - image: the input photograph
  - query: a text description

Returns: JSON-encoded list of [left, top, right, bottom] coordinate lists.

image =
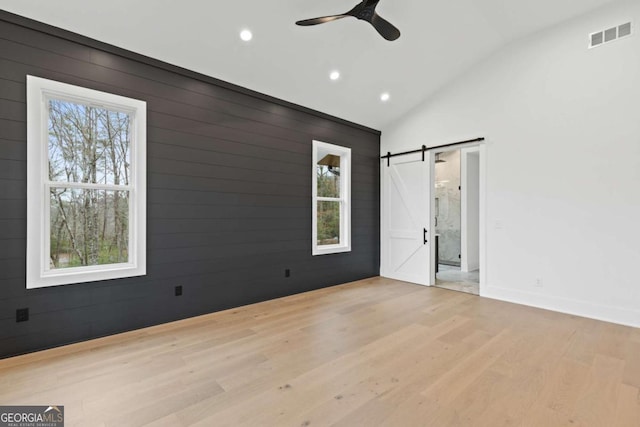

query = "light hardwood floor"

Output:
[[1, 277, 639, 426]]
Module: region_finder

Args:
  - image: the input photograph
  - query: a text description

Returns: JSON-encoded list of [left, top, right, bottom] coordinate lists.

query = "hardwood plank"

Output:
[[623, 340, 640, 388], [0, 278, 638, 426], [615, 384, 640, 426], [572, 354, 626, 426], [522, 405, 576, 427], [595, 321, 632, 360], [534, 358, 590, 416]]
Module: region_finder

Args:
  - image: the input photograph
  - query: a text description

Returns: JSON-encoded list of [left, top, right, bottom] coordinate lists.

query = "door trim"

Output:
[[430, 142, 487, 295]]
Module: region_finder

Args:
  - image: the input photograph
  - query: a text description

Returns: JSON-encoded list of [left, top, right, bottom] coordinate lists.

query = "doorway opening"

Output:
[[380, 138, 485, 295], [433, 148, 480, 295]]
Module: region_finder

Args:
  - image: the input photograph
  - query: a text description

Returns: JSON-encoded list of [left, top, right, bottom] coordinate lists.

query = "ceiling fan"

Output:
[[296, 0, 401, 41]]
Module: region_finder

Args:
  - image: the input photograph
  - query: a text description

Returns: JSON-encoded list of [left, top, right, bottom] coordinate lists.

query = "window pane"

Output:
[[48, 99, 131, 185], [50, 188, 129, 269], [317, 154, 340, 198], [317, 201, 340, 246]]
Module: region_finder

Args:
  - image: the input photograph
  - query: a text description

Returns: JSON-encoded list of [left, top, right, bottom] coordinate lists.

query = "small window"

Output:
[[27, 76, 146, 289], [312, 140, 351, 255]]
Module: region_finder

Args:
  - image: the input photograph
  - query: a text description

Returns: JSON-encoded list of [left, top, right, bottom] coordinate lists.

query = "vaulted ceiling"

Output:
[[0, 0, 618, 129]]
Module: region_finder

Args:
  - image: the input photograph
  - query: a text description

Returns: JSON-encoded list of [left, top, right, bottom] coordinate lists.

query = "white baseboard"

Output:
[[482, 285, 640, 329]]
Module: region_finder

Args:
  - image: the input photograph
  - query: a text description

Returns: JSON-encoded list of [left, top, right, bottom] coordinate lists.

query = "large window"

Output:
[[27, 76, 146, 289], [312, 140, 351, 255]]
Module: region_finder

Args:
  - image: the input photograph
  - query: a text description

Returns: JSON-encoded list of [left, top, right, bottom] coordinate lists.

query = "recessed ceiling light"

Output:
[[329, 71, 340, 81], [380, 92, 390, 102], [240, 29, 253, 42]]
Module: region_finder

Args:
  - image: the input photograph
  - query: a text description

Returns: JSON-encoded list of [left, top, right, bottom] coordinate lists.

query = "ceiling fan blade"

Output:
[[296, 15, 349, 26], [370, 13, 401, 41]]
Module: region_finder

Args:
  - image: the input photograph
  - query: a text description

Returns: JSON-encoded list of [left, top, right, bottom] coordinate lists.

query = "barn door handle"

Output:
[[424, 228, 428, 244]]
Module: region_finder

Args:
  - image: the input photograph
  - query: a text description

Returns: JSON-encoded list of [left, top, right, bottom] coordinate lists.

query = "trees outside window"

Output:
[[48, 100, 130, 269], [312, 141, 351, 256], [27, 76, 146, 289]]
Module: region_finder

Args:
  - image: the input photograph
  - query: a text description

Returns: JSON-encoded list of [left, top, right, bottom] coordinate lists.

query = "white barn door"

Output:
[[381, 152, 433, 286]]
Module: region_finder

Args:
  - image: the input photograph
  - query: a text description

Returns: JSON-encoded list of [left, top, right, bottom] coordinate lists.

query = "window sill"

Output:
[[27, 264, 146, 289], [312, 245, 352, 256]]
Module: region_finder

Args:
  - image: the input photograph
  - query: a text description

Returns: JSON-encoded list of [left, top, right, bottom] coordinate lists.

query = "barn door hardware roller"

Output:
[[380, 138, 485, 167]]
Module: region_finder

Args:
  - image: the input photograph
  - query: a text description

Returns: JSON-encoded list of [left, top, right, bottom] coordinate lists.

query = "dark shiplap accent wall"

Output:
[[0, 12, 380, 358]]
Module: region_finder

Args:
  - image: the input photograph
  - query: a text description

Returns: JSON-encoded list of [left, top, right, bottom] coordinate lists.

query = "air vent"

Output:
[[591, 32, 604, 47], [619, 22, 632, 38], [589, 21, 633, 48], [604, 27, 617, 42]]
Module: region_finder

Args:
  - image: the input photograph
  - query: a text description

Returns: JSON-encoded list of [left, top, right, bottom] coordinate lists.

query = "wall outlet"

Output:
[[285, 269, 291, 278], [175, 285, 183, 296], [534, 278, 543, 288], [16, 308, 29, 322]]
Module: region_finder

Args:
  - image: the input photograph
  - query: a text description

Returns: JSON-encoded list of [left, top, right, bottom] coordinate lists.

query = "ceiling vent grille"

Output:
[[589, 22, 633, 48]]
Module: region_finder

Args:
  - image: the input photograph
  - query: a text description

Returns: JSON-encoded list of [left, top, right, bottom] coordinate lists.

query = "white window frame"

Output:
[[26, 75, 147, 289], [312, 140, 351, 256]]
